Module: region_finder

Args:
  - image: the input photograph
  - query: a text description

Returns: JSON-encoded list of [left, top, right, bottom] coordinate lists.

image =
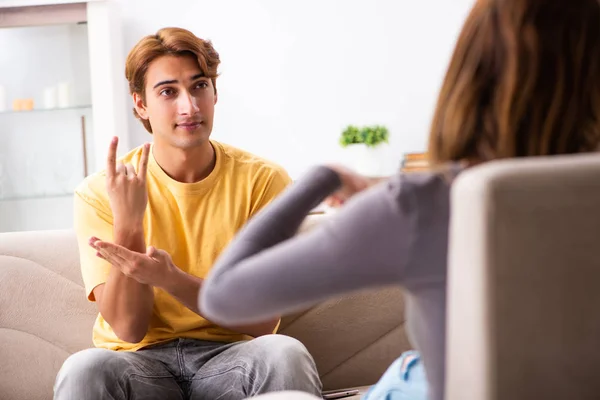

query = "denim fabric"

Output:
[[362, 351, 428, 400], [54, 335, 321, 400]]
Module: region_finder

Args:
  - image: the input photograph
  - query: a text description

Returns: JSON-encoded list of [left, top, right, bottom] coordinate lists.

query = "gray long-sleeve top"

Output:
[[201, 165, 459, 400]]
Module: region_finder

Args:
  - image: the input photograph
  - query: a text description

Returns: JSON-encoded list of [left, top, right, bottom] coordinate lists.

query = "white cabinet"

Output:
[[0, 0, 128, 232]]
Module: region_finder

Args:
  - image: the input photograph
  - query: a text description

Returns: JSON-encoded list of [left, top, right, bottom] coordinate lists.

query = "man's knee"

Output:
[[252, 334, 316, 372], [54, 347, 129, 397], [57, 348, 115, 381]]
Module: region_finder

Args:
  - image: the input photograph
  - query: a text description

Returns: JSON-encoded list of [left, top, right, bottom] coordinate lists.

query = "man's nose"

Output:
[[177, 92, 199, 115]]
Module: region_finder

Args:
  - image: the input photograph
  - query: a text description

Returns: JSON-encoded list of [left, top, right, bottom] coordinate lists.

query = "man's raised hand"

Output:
[[105, 137, 151, 227]]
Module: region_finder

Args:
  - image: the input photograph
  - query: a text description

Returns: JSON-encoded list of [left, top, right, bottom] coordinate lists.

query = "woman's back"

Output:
[[396, 169, 459, 400], [202, 164, 461, 400]]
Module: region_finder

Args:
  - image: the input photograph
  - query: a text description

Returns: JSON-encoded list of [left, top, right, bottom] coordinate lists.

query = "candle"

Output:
[[57, 82, 71, 108]]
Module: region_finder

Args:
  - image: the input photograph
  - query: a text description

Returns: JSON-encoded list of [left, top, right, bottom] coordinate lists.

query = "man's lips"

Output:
[[176, 121, 202, 130]]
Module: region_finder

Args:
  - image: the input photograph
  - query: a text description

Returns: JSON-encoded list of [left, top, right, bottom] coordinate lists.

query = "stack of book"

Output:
[[400, 152, 429, 172]]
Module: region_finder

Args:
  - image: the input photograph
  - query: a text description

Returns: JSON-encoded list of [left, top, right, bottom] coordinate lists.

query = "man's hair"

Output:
[[428, 0, 600, 164], [125, 27, 221, 133]]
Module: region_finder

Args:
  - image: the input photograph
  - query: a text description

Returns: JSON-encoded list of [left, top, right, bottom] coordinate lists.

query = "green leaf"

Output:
[[339, 124, 389, 147]]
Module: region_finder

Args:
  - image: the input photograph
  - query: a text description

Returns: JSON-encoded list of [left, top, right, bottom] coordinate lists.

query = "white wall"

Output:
[[0, 196, 74, 232], [116, 0, 474, 178], [0, 0, 475, 232]]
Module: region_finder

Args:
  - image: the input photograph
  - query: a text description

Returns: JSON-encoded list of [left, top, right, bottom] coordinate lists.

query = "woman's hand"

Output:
[[324, 164, 372, 208]]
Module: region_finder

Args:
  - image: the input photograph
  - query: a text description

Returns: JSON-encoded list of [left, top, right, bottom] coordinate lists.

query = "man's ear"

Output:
[[133, 92, 149, 120], [214, 89, 218, 105]]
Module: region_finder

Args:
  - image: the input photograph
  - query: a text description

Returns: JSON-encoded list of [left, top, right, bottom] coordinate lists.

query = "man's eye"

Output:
[[196, 82, 208, 89], [160, 88, 174, 96]]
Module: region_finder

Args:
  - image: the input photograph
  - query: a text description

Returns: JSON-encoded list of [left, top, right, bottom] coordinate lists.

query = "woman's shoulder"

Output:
[[383, 163, 464, 208]]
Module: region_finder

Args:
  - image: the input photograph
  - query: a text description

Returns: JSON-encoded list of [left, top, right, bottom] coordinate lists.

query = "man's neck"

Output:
[[152, 140, 216, 183]]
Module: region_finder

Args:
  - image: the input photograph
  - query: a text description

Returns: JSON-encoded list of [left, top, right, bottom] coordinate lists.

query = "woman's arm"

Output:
[[200, 166, 417, 326]]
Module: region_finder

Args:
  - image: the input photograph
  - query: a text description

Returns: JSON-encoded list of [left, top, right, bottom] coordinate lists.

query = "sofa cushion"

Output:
[[0, 229, 96, 400], [280, 288, 408, 391]]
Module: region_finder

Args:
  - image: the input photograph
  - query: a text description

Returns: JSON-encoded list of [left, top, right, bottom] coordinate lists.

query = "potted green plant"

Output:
[[339, 125, 389, 148], [339, 124, 390, 176]]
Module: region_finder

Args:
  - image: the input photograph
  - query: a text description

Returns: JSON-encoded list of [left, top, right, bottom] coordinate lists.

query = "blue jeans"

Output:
[[363, 351, 428, 400], [54, 335, 322, 400]]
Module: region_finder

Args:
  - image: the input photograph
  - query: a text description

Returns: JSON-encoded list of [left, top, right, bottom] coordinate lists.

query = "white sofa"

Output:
[[0, 215, 409, 400]]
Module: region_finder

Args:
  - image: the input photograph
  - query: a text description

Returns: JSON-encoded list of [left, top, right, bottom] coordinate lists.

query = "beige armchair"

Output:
[[446, 154, 600, 400]]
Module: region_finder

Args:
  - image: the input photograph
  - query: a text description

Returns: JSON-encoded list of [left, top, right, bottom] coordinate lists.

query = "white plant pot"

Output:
[[342, 143, 389, 177]]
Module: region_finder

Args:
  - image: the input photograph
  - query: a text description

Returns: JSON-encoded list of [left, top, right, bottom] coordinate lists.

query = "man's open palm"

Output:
[[90, 237, 176, 287]]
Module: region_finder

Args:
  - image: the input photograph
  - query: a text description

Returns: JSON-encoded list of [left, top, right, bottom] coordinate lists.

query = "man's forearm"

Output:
[[99, 223, 154, 343], [164, 269, 279, 337]]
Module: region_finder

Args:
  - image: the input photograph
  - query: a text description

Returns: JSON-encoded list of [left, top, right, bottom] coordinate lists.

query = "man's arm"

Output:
[[93, 224, 154, 343], [92, 241, 279, 337], [92, 138, 154, 343]]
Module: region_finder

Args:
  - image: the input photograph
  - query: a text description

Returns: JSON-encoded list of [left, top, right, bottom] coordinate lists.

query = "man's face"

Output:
[[134, 54, 217, 149]]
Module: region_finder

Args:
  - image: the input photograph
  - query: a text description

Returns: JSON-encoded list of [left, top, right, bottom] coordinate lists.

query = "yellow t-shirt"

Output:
[[74, 140, 292, 351]]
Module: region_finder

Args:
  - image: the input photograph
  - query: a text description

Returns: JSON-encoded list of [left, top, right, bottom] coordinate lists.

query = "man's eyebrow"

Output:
[[152, 73, 206, 89], [153, 79, 177, 89]]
